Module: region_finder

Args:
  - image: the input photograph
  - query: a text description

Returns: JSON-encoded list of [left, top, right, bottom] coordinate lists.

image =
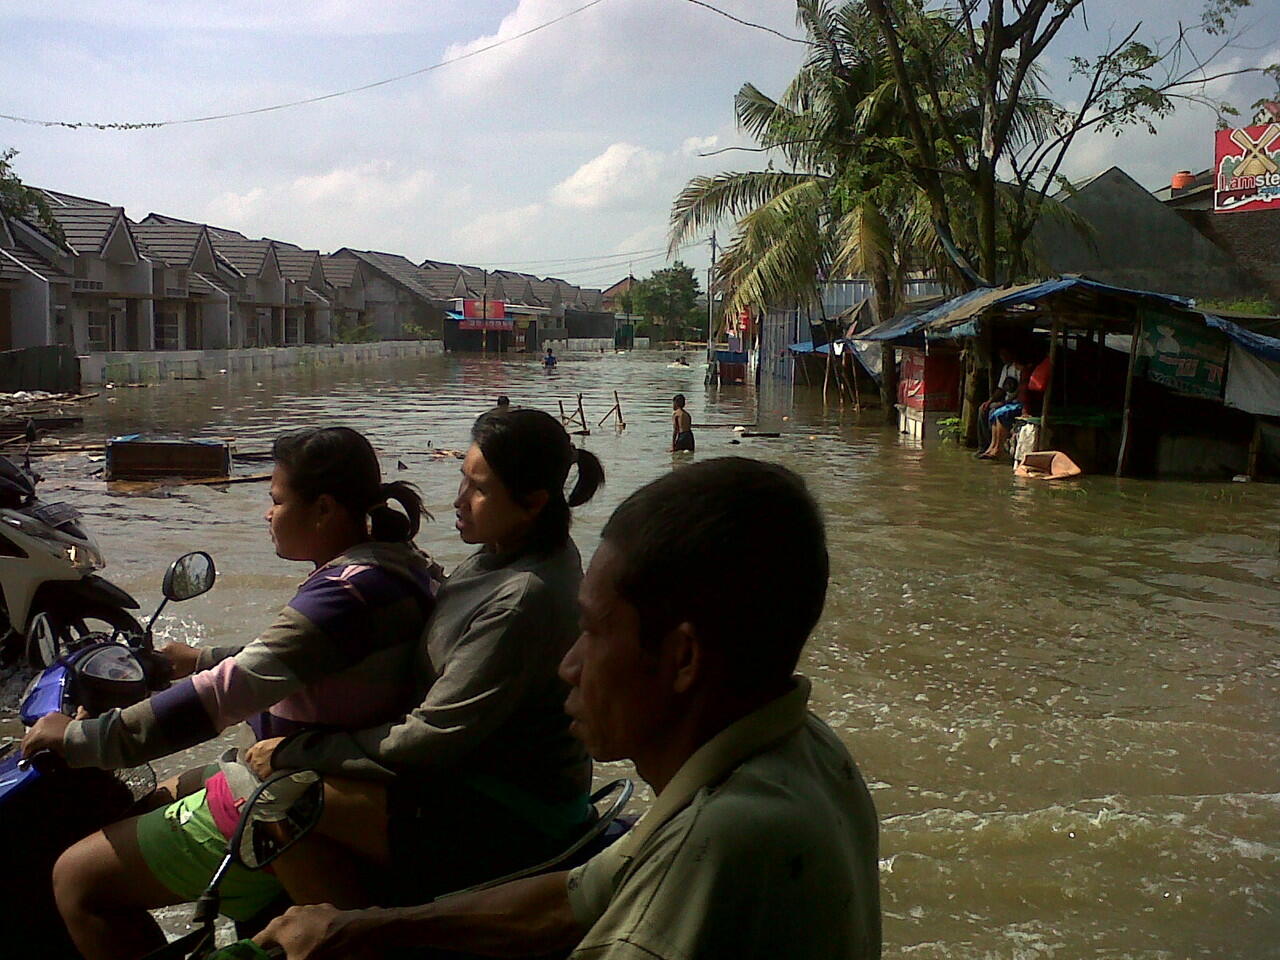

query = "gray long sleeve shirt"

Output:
[[271, 539, 591, 808]]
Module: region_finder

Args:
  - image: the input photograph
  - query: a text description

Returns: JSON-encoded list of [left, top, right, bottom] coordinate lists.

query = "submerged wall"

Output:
[[79, 339, 444, 385]]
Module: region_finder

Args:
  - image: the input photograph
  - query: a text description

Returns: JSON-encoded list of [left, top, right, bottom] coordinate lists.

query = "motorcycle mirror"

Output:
[[232, 769, 325, 871], [185, 769, 324, 934], [162, 552, 217, 602]]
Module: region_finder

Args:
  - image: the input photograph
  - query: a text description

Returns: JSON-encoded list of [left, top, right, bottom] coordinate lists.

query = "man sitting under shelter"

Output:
[[258, 457, 882, 960]]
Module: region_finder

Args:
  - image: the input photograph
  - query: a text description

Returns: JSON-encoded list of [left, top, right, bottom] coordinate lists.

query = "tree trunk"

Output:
[[869, 264, 898, 423]]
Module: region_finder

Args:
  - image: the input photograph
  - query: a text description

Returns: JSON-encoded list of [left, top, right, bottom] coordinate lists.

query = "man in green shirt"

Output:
[[257, 457, 881, 960]]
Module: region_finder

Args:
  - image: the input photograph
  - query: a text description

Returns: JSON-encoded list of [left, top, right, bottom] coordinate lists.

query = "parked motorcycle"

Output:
[[0, 453, 141, 668], [0, 550, 216, 960]]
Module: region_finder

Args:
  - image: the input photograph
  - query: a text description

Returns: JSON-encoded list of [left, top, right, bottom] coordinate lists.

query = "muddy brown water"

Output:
[[2, 351, 1277, 957]]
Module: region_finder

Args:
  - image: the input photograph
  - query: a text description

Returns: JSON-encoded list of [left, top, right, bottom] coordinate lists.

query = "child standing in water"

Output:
[[671, 394, 694, 452]]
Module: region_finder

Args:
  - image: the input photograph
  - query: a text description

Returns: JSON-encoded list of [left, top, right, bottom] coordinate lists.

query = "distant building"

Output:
[[330, 248, 441, 341], [1035, 166, 1270, 304]]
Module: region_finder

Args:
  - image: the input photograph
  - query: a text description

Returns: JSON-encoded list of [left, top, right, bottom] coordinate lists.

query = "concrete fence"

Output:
[[80, 340, 445, 385]]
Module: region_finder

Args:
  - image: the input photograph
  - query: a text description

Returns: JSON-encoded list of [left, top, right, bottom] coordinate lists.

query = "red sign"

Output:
[[1214, 123, 1280, 212], [463, 299, 506, 319], [459, 299, 512, 331]]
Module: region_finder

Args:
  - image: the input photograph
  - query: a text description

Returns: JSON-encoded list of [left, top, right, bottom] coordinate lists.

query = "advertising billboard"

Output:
[[1214, 122, 1280, 212], [459, 299, 512, 331]]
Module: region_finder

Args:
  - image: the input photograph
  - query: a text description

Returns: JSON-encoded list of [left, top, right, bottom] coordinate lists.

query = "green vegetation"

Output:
[[0, 148, 65, 245], [1199, 298, 1280, 317], [670, 0, 1272, 315], [631, 262, 704, 340]]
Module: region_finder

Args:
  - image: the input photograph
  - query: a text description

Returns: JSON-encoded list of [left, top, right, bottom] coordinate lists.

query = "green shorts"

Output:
[[135, 784, 283, 922]]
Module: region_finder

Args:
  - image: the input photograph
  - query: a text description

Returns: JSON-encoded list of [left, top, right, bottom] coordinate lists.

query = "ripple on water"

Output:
[[7, 353, 1277, 956]]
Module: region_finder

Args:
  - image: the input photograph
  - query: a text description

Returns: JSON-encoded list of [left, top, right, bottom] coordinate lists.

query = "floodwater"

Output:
[[7, 351, 1280, 958]]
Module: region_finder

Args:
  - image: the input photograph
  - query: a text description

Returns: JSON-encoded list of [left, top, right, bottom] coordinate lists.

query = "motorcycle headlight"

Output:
[[63, 541, 105, 573]]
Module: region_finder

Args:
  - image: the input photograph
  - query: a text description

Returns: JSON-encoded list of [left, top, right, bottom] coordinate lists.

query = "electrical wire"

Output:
[[679, 0, 808, 45], [0, 0, 609, 130]]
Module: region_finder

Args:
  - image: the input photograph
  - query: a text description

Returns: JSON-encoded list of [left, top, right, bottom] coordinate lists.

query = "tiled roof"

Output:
[[42, 205, 128, 256], [321, 255, 359, 287], [189, 273, 233, 296], [142, 213, 247, 241], [0, 240, 72, 282], [336, 249, 437, 303], [211, 238, 274, 275], [130, 221, 205, 267], [273, 246, 321, 282], [0, 251, 26, 283], [416, 263, 466, 299], [40, 188, 113, 208]]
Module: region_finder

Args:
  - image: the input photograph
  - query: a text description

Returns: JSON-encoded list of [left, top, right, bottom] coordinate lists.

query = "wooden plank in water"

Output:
[[105, 439, 232, 481]]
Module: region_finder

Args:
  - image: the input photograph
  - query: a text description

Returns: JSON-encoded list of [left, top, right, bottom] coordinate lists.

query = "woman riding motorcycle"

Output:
[[243, 407, 605, 911], [21, 426, 439, 960]]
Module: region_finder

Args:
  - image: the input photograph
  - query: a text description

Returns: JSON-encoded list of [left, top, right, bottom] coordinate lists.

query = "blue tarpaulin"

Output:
[[853, 276, 1197, 344], [1205, 316, 1280, 363]]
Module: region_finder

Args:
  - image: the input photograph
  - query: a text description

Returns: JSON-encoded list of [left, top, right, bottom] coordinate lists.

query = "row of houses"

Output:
[[0, 187, 614, 358]]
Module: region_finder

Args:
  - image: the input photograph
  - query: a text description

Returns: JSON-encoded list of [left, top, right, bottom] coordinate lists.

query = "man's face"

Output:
[[560, 540, 671, 762]]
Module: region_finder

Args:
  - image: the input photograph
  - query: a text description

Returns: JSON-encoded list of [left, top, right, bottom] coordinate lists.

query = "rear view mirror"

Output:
[[162, 552, 216, 602], [233, 769, 324, 870]]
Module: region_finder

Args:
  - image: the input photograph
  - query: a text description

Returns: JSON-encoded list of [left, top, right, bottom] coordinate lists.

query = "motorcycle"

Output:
[[0, 550, 216, 960], [145, 767, 327, 960], [0, 453, 142, 668]]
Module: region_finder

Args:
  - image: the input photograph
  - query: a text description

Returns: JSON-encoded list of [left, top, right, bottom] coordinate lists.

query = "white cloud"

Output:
[[550, 143, 665, 210], [681, 135, 719, 156], [449, 204, 545, 258]]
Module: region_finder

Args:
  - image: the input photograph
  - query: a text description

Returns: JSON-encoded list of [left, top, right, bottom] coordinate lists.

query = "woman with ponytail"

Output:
[[243, 407, 606, 911], [37, 427, 441, 960]]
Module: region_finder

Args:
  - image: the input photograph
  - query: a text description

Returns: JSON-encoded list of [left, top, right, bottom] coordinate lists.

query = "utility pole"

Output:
[[707, 231, 718, 367], [481, 268, 488, 354]]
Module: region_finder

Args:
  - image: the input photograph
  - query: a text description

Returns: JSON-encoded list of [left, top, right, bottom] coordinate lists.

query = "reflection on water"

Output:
[[21, 353, 1280, 956]]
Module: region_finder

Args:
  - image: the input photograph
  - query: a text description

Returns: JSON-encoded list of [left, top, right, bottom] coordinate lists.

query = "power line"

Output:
[[0, 0, 610, 131], [680, 0, 808, 45], [476, 239, 705, 278]]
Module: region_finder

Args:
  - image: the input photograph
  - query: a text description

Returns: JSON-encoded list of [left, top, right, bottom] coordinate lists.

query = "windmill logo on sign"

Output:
[[1214, 122, 1280, 212]]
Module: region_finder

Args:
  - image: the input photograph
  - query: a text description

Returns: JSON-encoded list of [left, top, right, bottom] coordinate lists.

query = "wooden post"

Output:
[[1036, 320, 1061, 452], [1116, 314, 1143, 477], [881, 344, 897, 423], [1248, 418, 1262, 480]]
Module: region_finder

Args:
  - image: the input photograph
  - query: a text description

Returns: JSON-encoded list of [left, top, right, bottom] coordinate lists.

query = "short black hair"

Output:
[[496, 395, 511, 407], [672, 394, 686, 408], [602, 457, 827, 691]]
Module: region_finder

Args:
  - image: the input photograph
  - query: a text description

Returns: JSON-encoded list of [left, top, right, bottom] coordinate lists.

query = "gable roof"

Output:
[[321, 255, 361, 288], [130, 220, 214, 268], [272, 244, 322, 283], [334, 249, 437, 303], [37, 203, 136, 259], [0, 237, 73, 283], [141, 213, 248, 241], [209, 237, 277, 277]]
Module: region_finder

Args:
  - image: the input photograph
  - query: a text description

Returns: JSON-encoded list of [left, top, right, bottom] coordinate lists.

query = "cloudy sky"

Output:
[[1, 0, 1276, 288]]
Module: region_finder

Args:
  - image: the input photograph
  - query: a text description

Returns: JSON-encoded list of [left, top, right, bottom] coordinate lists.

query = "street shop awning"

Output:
[[1205, 315, 1280, 418], [789, 338, 883, 382], [1206, 315, 1280, 363], [854, 277, 1195, 343]]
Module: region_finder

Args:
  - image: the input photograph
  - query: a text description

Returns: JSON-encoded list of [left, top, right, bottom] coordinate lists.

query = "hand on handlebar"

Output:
[[157, 640, 201, 679], [20, 710, 72, 759], [255, 903, 376, 960]]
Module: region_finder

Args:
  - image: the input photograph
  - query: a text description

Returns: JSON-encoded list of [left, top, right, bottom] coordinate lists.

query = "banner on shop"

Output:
[[1214, 122, 1280, 212]]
